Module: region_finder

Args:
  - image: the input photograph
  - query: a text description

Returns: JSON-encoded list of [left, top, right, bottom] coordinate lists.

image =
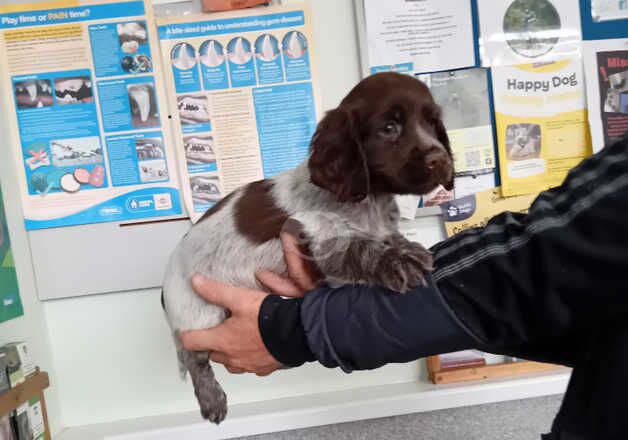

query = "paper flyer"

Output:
[[157, 4, 322, 222], [0, 0, 183, 230], [418, 68, 497, 199], [583, 39, 628, 152], [478, 0, 582, 66], [591, 0, 628, 22], [491, 58, 592, 197], [363, 0, 477, 75], [0, 186, 24, 324], [441, 186, 536, 237]]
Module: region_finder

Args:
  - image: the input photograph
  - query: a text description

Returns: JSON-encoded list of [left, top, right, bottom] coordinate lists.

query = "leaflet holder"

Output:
[[29, 218, 190, 300]]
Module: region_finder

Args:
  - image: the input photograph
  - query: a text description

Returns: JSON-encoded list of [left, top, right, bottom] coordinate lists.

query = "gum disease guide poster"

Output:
[[157, 4, 322, 222], [491, 58, 592, 197], [0, 186, 23, 324], [0, 0, 183, 230]]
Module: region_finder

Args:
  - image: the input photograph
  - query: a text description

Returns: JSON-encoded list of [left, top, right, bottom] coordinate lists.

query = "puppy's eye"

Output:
[[379, 121, 401, 138]]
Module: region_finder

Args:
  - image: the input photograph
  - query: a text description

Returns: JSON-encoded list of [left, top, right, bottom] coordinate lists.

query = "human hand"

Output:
[[180, 232, 320, 375], [256, 231, 319, 298], [180, 275, 283, 376]]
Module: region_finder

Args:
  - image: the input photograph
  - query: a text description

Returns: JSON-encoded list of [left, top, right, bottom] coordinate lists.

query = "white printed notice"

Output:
[[363, 0, 476, 75], [0, 0, 182, 230], [477, 0, 582, 67], [158, 4, 321, 222]]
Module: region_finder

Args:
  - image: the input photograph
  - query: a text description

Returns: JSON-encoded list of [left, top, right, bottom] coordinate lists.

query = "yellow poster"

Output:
[[441, 187, 536, 238], [491, 58, 592, 197]]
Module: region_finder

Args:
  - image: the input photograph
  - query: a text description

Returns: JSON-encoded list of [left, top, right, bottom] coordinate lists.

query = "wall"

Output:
[[0, 0, 445, 430], [0, 30, 62, 433]]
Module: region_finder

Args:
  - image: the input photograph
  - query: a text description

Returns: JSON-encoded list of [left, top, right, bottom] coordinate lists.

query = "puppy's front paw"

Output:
[[196, 381, 228, 424], [375, 241, 433, 293]]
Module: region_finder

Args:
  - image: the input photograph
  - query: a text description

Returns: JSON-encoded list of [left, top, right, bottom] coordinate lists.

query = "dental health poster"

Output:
[[158, 4, 322, 222], [492, 58, 592, 197], [363, 0, 477, 75], [0, 0, 183, 230], [477, 0, 582, 67], [0, 185, 24, 324]]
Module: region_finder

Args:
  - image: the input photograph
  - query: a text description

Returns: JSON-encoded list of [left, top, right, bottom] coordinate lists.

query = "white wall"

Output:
[[9, 0, 441, 430]]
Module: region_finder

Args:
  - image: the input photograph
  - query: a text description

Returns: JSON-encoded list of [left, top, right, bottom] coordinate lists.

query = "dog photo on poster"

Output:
[[0, 185, 23, 324]]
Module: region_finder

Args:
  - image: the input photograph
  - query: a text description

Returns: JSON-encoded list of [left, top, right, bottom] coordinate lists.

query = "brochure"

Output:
[[157, 4, 322, 222], [418, 68, 497, 199], [0, 0, 183, 230], [441, 186, 536, 237], [491, 58, 592, 197], [583, 38, 628, 152]]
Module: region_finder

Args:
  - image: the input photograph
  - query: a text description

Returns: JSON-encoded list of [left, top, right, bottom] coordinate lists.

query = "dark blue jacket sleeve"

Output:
[[259, 276, 476, 371]]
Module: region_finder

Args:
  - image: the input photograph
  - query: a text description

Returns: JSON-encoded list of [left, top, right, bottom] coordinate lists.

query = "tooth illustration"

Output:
[[288, 32, 304, 58], [204, 41, 222, 67], [26, 82, 37, 102], [261, 35, 275, 61], [129, 85, 151, 123], [175, 43, 196, 69], [231, 38, 249, 64], [40, 81, 50, 94]]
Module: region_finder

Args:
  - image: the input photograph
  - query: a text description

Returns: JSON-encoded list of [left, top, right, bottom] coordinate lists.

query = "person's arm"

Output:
[[260, 136, 628, 371]]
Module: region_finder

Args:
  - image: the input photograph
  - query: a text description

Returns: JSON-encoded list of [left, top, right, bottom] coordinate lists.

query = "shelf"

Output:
[[431, 361, 567, 385], [0, 370, 50, 417]]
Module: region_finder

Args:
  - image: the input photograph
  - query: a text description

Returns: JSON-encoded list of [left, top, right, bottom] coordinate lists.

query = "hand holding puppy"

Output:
[[180, 233, 318, 376]]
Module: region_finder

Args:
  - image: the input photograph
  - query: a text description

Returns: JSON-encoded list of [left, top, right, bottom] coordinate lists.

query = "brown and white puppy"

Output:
[[162, 72, 454, 424]]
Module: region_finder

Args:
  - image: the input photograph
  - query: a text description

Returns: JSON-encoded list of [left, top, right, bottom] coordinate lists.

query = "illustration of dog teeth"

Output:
[[26, 83, 37, 102], [261, 35, 274, 60], [288, 32, 304, 58], [232, 38, 248, 64], [129, 87, 151, 123], [177, 43, 196, 69], [40, 82, 50, 94], [206, 41, 222, 66]]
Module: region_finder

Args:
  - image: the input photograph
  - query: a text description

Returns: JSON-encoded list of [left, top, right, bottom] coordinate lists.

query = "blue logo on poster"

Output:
[[227, 37, 257, 88], [126, 194, 155, 212], [254, 34, 284, 85], [282, 31, 311, 82], [171, 42, 201, 93], [199, 40, 229, 90]]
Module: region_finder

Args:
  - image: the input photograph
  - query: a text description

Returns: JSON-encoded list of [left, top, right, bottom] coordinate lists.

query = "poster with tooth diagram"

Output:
[[0, 0, 182, 230], [158, 4, 322, 222], [492, 58, 592, 197]]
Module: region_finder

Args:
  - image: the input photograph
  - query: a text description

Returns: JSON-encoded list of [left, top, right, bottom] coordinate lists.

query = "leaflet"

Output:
[[363, 0, 476, 75], [0, 0, 182, 230], [418, 68, 497, 198], [583, 38, 628, 152], [477, 0, 582, 66], [441, 186, 536, 238], [0, 186, 23, 324], [158, 4, 321, 222], [491, 58, 592, 197]]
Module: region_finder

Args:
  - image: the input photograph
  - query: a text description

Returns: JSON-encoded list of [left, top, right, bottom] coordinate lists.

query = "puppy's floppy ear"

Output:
[[308, 107, 370, 202], [434, 117, 455, 191]]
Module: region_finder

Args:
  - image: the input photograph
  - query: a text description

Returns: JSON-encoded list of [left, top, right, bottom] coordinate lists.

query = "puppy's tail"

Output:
[[161, 289, 189, 380]]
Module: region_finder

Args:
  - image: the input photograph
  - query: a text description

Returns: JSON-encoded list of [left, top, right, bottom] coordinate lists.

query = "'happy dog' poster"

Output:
[[491, 58, 593, 197]]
